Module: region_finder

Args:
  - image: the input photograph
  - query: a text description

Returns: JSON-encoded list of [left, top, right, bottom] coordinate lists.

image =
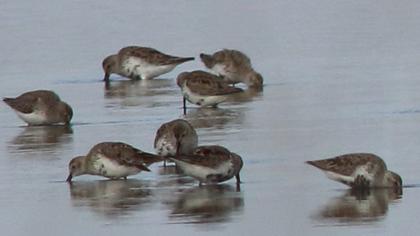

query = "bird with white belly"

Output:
[[102, 46, 194, 82], [66, 142, 163, 182]]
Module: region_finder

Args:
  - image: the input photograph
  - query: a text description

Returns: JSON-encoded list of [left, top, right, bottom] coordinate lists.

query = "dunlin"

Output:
[[306, 153, 402, 189], [3, 90, 73, 126], [66, 142, 163, 182], [154, 119, 198, 156], [176, 70, 243, 112], [102, 46, 194, 81], [169, 145, 243, 186], [200, 49, 263, 88]]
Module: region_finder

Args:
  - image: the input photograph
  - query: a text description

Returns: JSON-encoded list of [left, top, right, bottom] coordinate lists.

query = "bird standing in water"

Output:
[[3, 90, 73, 126], [102, 46, 194, 82], [66, 142, 163, 182], [306, 153, 402, 189], [170, 145, 243, 187]]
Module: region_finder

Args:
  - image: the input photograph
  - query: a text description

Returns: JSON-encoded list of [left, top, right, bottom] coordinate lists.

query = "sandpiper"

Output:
[[169, 145, 243, 186], [306, 153, 402, 189], [3, 90, 73, 126], [66, 142, 163, 182], [200, 49, 263, 88], [176, 70, 243, 112], [102, 46, 194, 81], [154, 119, 198, 157]]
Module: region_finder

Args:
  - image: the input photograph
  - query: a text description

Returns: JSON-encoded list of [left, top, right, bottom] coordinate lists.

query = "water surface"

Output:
[[1, 1, 420, 235]]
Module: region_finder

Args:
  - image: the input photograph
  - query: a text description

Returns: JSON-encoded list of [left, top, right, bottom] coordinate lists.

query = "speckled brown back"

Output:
[[306, 153, 386, 176], [172, 145, 233, 169], [178, 70, 243, 96], [118, 46, 194, 65], [88, 142, 162, 170], [3, 90, 61, 114]]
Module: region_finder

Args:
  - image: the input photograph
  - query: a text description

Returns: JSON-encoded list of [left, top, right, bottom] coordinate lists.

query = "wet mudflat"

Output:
[[1, 1, 420, 235]]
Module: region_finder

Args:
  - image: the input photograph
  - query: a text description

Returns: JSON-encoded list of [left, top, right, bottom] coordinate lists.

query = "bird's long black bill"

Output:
[[235, 174, 242, 191], [236, 174, 241, 184], [176, 140, 181, 156], [103, 73, 110, 82], [66, 174, 73, 182], [139, 165, 151, 172]]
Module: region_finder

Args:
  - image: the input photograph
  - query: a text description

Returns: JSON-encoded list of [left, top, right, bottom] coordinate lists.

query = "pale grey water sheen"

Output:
[[1, 1, 420, 235]]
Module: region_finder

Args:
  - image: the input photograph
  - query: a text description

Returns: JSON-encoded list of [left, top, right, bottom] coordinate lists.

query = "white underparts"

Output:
[[211, 63, 242, 84], [182, 84, 227, 107], [122, 57, 176, 80], [171, 159, 233, 183], [324, 165, 375, 186], [16, 111, 48, 125], [211, 64, 227, 77], [92, 154, 141, 178], [155, 137, 176, 156]]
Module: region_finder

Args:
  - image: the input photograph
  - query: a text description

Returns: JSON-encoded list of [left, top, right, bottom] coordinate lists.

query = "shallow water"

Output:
[[1, 0, 420, 235]]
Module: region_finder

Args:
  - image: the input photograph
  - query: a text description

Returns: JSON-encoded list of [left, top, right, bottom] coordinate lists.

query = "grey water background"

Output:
[[1, 0, 420, 235]]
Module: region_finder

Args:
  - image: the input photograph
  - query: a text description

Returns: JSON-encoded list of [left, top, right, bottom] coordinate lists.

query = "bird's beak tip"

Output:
[[66, 174, 73, 182]]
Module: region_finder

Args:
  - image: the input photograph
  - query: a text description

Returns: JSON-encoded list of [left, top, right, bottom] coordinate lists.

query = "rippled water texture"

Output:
[[1, 1, 420, 235]]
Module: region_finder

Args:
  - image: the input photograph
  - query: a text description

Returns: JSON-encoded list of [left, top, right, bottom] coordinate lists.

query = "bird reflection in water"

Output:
[[157, 165, 183, 176], [169, 184, 244, 224], [226, 87, 263, 104], [8, 125, 73, 153], [104, 79, 178, 108], [154, 165, 197, 190], [315, 187, 402, 223], [69, 179, 152, 218], [182, 87, 262, 129], [183, 107, 244, 130]]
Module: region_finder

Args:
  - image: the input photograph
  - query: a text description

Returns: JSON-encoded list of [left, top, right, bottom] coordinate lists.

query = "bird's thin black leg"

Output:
[[183, 97, 187, 115]]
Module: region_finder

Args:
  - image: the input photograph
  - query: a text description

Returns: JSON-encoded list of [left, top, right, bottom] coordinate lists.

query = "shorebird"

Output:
[[306, 153, 402, 189], [176, 70, 243, 113], [154, 119, 198, 157], [169, 145, 243, 186], [102, 46, 194, 82], [3, 90, 73, 126], [66, 142, 163, 182], [200, 49, 263, 88]]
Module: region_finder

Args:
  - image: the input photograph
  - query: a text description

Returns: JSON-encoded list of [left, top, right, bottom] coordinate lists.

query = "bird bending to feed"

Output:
[[66, 142, 163, 182], [3, 90, 73, 126], [176, 70, 243, 113], [102, 46, 194, 81], [200, 49, 263, 88], [154, 119, 198, 157], [306, 153, 402, 189], [169, 145, 243, 186]]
